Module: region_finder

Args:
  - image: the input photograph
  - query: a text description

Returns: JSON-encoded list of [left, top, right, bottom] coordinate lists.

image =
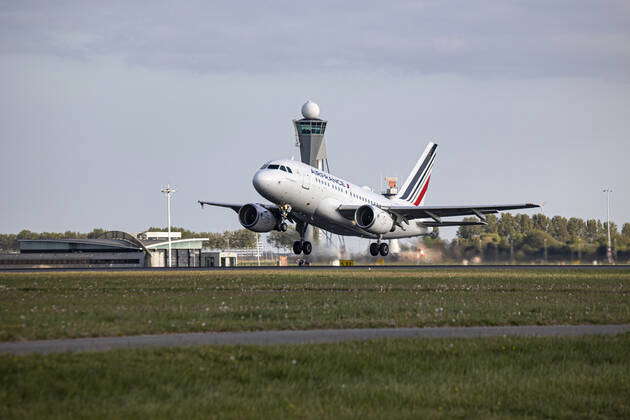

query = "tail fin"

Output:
[[395, 142, 437, 206]]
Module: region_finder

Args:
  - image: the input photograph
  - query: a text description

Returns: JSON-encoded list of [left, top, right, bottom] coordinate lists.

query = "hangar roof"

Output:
[[17, 230, 209, 254], [19, 238, 143, 253]]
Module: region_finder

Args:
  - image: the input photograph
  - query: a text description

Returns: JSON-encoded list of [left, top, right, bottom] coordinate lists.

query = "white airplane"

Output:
[[199, 142, 539, 256]]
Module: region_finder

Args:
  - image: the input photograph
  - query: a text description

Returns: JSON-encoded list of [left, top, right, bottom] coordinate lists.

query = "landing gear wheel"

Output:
[[302, 241, 312, 255], [379, 242, 389, 256], [293, 240, 303, 255], [369, 243, 380, 256], [279, 222, 288, 232]]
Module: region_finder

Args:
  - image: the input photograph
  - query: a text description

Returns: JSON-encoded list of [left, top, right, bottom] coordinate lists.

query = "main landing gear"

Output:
[[369, 241, 389, 257], [293, 220, 312, 255], [293, 240, 312, 255]]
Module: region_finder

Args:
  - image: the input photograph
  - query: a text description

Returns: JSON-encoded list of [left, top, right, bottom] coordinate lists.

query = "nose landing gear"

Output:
[[277, 204, 292, 232]]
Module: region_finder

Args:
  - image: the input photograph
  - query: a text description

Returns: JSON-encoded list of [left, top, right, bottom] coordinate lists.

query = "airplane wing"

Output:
[[198, 201, 244, 213], [337, 203, 540, 226], [198, 201, 282, 213], [198, 200, 303, 222]]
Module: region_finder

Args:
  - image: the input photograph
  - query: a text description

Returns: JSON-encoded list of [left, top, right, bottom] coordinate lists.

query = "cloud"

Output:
[[1, 0, 629, 78]]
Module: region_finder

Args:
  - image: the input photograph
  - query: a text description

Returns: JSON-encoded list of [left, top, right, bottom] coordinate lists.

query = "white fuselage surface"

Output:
[[253, 160, 429, 239]]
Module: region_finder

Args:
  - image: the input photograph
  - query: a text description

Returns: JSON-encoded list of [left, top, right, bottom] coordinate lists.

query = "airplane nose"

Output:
[[253, 170, 275, 197]]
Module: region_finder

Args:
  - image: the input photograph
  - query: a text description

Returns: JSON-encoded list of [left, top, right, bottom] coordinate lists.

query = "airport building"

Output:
[[0, 231, 236, 269]]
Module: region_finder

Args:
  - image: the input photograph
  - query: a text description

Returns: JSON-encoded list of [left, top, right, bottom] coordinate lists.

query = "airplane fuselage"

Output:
[[253, 160, 430, 239]]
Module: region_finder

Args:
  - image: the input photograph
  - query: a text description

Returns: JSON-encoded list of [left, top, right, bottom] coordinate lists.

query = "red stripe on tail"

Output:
[[413, 176, 431, 206]]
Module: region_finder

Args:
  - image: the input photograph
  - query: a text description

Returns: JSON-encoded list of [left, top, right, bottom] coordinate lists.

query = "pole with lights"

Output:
[[161, 185, 176, 268], [603, 188, 613, 264]]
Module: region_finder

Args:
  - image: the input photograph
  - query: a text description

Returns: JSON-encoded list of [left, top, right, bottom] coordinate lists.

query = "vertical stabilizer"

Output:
[[395, 142, 437, 206]]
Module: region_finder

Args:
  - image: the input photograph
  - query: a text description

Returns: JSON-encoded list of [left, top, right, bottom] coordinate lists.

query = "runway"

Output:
[[2, 324, 629, 355], [1, 264, 629, 273]]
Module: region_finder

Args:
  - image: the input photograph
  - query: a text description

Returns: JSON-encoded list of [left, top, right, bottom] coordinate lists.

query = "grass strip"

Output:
[[1, 334, 629, 419], [1, 268, 629, 341]]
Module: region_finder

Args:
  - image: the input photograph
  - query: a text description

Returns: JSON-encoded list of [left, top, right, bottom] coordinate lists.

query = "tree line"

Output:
[[421, 213, 630, 263], [2, 214, 628, 262]]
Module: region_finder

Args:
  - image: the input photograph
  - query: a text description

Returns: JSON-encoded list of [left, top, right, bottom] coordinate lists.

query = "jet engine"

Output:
[[238, 203, 278, 232], [355, 205, 395, 234]]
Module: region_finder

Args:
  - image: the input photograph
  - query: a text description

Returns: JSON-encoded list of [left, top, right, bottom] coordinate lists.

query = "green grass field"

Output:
[[1, 268, 629, 341], [1, 268, 629, 418], [1, 334, 629, 419]]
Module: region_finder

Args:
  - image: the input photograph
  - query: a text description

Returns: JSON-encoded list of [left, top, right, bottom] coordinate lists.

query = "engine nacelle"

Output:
[[355, 205, 395, 234], [238, 203, 278, 233]]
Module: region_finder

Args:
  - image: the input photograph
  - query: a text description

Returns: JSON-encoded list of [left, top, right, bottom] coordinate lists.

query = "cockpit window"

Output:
[[286, 167, 293, 173], [279, 166, 287, 172], [260, 164, 268, 169], [268, 164, 279, 170]]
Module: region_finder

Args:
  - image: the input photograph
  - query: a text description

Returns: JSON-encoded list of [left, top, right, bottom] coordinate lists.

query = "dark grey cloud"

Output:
[[1, 0, 629, 78], [0, 1, 628, 246]]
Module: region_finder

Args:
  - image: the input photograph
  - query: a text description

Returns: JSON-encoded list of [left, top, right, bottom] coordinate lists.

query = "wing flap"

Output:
[[387, 203, 540, 220], [421, 220, 487, 227], [337, 203, 540, 223]]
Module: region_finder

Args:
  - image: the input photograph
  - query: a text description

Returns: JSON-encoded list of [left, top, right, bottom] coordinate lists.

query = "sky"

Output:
[[1, 1, 628, 248]]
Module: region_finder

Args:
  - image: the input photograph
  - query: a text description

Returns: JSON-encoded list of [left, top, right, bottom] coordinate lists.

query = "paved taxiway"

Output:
[[1, 264, 628, 273], [2, 324, 629, 355]]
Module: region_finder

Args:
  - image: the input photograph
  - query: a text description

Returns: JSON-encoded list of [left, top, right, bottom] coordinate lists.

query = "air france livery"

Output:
[[200, 143, 539, 256]]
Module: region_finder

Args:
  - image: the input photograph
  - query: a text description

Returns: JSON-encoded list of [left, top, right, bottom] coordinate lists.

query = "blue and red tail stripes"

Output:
[[395, 143, 437, 206]]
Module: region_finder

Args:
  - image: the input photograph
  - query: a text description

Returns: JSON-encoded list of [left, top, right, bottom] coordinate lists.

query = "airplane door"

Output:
[[302, 170, 311, 189]]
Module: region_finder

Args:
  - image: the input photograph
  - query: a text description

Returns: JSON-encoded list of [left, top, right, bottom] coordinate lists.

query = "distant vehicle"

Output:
[[199, 143, 539, 257]]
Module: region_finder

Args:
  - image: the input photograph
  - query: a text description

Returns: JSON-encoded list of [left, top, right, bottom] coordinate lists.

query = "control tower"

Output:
[[293, 101, 329, 171]]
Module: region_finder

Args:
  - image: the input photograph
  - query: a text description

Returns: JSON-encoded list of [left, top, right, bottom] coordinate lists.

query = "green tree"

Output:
[[204, 232, 227, 249], [482, 215, 498, 234], [516, 214, 532, 235], [16, 230, 38, 240], [585, 219, 604, 243], [497, 213, 518, 238], [566, 218, 586, 242], [520, 230, 558, 256], [0, 234, 18, 251], [456, 217, 483, 240], [229, 229, 258, 248], [268, 227, 300, 250], [531, 214, 550, 232], [87, 228, 108, 239], [549, 216, 569, 243]]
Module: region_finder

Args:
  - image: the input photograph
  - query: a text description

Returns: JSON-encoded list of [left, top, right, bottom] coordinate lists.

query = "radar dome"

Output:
[[301, 100, 320, 119]]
